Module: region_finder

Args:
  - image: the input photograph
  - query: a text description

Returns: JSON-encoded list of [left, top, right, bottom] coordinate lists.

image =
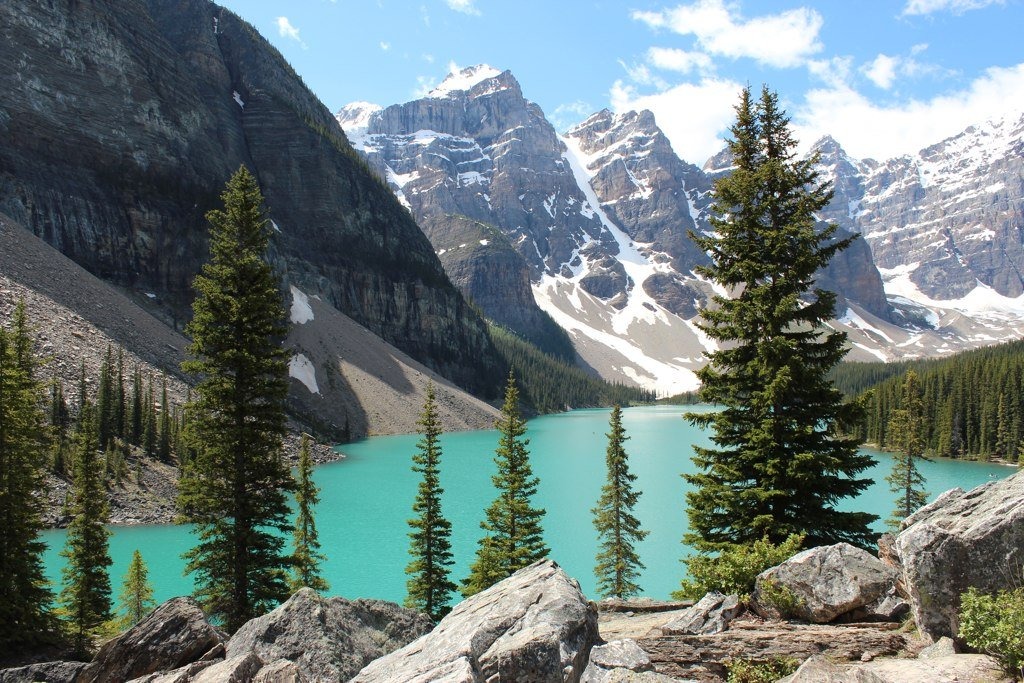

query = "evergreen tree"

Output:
[[0, 303, 57, 651], [463, 372, 547, 596], [684, 86, 876, 551], [592, 405, 648, 598], [404, 384, 456, 621], [116, 549, 155, 629], [142, 378, 156, 458], [96, 347, 114, 450], [59, 403, 112, 655], [157, 378, 171, 462], [177, 166, 294, 632], [113, 350, 126, 443], [885, 370, 929, 529], [129, 366, 143, 446], [289, 434, 328, 594]]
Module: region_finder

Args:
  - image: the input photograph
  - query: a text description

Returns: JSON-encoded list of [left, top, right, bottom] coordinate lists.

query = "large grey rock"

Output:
[[225, 588, 432, 683], [753, 543, 898, 623], [252, 659, 306, 683], [581, 639, 653, 682], [0, 661, 87, 683], [781, 652, 1013, 682], [891, 471, 1024, 640], [189, 653, 263, 683], [80, 597, 225, 683], [351, 559, 600, 682], [659, 592, 742, 635]]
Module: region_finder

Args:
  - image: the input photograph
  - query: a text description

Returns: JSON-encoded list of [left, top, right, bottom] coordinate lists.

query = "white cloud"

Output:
[[618, 60, 669, 90], [445, 0, 481, 15], [647, 47, 714, 75], [807, 56, 855, 88], [632, 0, 823, 69], [549, 100, 594, 133], [275, 16, 306, 48], [610, 76, 742, 164], [380, 41, 391, 51], [864, 54, 899, 89], [902, 0, 1003, 15], [794, 63, 1024, 160]]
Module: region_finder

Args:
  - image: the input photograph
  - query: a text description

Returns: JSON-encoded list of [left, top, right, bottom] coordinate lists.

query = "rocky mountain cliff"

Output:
[[0, 0, 503, 397], [339, 67, 892, 393]]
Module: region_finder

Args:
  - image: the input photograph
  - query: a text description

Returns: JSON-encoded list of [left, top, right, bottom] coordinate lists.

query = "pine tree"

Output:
[[684, 86, 876, 551], [59, 402, 112, 656], [157, 378, 171, 462], [289, 434, 328, 594], [177, 166, 294, 632], [116, 549, 155, 629], [129, 366, 143, 446], [405, 384, 456, 621], [885, 370, 929, 529], [0, 302, 57, 651], [463, 372, 547, 596], [143, 378, 156, 458], [96, 346, 114, 450], [592, 405, 648, 598]]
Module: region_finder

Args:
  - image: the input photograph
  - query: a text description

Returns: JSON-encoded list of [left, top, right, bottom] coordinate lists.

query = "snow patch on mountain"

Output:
[[290, 285, 314, 325], [289, 353, 319, 395], [428, 64, 502, 98]]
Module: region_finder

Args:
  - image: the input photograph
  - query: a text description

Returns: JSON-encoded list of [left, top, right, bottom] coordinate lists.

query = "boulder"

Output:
[[753, 543, 897, 623], [659, 592, 742, 635], [351, 559, 600, 682], [225, 588, 432, 682], [189, 653, 263, 683], [581, 639, 654, 682], [252, 659, 306, 683], [890, 471, 1024, 641], [80, 597, 225, 683], [0, 661, 87, 683], [781, 652, 1013, 682]]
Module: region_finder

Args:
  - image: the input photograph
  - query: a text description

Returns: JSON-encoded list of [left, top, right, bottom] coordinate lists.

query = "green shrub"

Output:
[[757, 578, 805, 618], [958, 586, 1024, 678], [725, 657, 799, 683], [673, 534, 804, 601]]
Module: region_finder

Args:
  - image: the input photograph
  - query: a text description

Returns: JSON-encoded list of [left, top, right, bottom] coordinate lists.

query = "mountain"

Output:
[[0, 0, 503, 398], [339, 67, 891, 394]]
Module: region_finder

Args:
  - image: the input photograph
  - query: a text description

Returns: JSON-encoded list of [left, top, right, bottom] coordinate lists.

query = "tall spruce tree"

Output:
[[463, 372, 547, 597], [177, 166, 294, 632], [116, 549, 155, 629], [405, 384, 456, 621], [157, 378, 171, 462], [685, 86, 876, 551], [885, 370, 929, 529], [0, 302, 57, 652], [289, 434, 328, 594], [59, 402, 112, 656], [592, 405, 648, 598]]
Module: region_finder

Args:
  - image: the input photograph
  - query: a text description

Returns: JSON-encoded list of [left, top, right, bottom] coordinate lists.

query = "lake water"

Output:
[[41, 405, 1016, 606]]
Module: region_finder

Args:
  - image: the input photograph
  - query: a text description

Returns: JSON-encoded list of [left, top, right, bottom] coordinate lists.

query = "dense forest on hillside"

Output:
[[835, 340, 1024, 462], [487, 325, 654, 413]]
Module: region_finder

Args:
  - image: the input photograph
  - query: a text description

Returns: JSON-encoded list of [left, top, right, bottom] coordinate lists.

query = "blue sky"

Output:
[[217, 0, 1024, 164]]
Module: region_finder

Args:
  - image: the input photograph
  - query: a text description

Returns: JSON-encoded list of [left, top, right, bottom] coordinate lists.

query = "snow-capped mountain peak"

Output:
[[428, 64, 504, 98]]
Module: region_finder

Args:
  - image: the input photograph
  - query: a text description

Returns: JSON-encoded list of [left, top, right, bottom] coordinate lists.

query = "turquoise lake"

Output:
[[41, 405, 1016, 605]]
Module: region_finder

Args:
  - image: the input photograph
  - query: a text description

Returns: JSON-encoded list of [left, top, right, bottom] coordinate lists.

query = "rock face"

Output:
[[0, 0, 502, 398], [660, 592, 742, 635], [79, 597, 224, 683], [782, 652, 1013, 683], [351, 559, 600, 683], [890, 470, 1024, 641], [0, 661, 87, 683], [753, 543, 898, 624], [225, 588, 433, 682]]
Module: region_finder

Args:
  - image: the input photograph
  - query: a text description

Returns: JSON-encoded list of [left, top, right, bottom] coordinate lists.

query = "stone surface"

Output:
[[351, 559, 600, 683], [660, 592, 742, 636], [918, 636, 958, 659], [753, 543, 898, 623], [641, 616, 906, 682], [252, 659, 306, 683], [891, 471, 1024, 640], [0, 661, 87, 683], [225, 588, 432, 683], [781, 652, 1013, 682], [581, 639, 654, 682], [79, 597, 224, 683], [190, 653, 263, 683]]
